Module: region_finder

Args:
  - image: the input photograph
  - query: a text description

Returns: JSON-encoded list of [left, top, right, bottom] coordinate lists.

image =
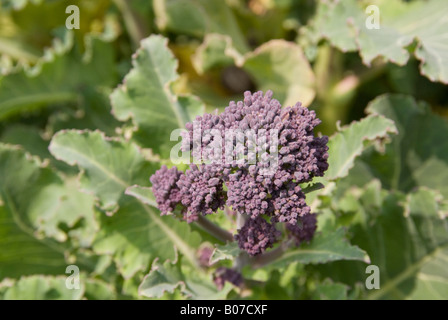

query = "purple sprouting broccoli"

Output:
[[286, 213, 318, 246], [213, 267, 243, 290], [177, 164, 226, 222], [197, 245, 214, 268], [150, 90, 328, 257], [150, 163, 226, 222], [234, 217, 281, 256], [150, 165, 184, 215]]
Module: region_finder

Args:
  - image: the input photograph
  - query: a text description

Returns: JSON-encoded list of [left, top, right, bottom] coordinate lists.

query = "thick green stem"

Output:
[[113, 0, 149, 47], [196, 215, 234, 243], [234, 214, 249, 272], [315, 44, 334, 99], [250, 240, 292, 269], [331, 63, 387, 104]]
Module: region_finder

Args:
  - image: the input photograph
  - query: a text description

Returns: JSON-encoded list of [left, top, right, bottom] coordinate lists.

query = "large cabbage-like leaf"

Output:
[[153, 0, 248, 53], [0, 275, 84, 300], [311, 0, 448, 83], [319, 181, 448, 300], [0, 31, 116, 119], [49, 130, 154, 212], [363, 94, 448, 197], [243, 40, 316, 107], [325, 114, 397, 181], [49, 130, 201, 278], [254, 228, 369, 269], [193, 35, 316, 107], [110, 35, 205, 158], [0, 144, 77, 278], [139, 256, 232, 299]]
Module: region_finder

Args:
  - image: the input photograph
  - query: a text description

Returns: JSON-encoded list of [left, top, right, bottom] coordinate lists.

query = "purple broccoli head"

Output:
[[287, 213, 318, 246], [150, 91, 328, 257]]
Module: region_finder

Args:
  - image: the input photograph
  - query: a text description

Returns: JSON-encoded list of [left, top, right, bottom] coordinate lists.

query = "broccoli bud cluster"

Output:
[[287, 213, 318, 246], [213, 267, 243, 290], [150, 91, 328, 257], [234, 217, 281, 256]]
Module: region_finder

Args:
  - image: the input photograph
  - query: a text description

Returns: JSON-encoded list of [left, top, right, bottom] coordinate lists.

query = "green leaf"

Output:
[[319, 181, 448, 300], [49, 130, 201, 278], [1, 125, 49, 160], [0, 203, 68, 279], [0, 144, 99, 277], [1, 275, 84, 300], [4, 152, 96, 244], [193, 36, 316, 107], [210, 242, 240, 265], [192, 34, 244, 74], [47, 88, 121, 138], [242, 40, 316, 107], [265, 228, 370, 268], [153, 0, 248, 53], [139, 256, 232, 299], [363, 94, 448, 197], [404, 188, 448, 219], [1, 0, 113, 60], [125, 185, 157, 207], [49, 130, 155, 212], [313, 0, 448, 83], [301, 182, 325, 194], [0, 124, 78, 174], [313, 279, 348, 300], [31, 176, 98, 246], [0, 281, 8, 299], [110, 35, 205, 157], [84, 278, 117, 300], [0, 30, 117, 119], [92, 195, 201, 278], [325, 114, 397, 181], [262, 270, 291, 300], [0, 144, 69, 278], [139, 258, 185, 298], [1, 0, 42, 11], [364, 197, 448, 300]]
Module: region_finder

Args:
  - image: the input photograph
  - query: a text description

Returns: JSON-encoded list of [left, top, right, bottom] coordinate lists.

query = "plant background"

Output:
[[0, 0, 447, 300]]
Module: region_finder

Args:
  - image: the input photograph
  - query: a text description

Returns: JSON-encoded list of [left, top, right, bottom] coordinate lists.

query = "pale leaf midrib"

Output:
[[144, 42, 187, 130], [278, 248, 363, 263], [51, 142, 130, 189], [418, 273, 448, 285], [0, 38, 40, 62], [141, 204, 197, 267], [125, 187, 158, 207]]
